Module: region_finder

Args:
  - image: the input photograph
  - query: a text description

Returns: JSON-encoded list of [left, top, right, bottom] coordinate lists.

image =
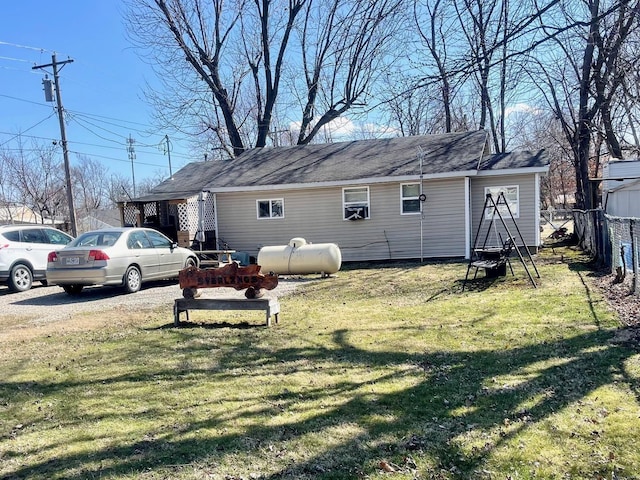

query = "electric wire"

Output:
[[0, 94, 188, 147], [0, 40, 51, 52], [67, 150, 173, 169], [68, 113, 130, 146], [0, 93, 51, 108], [0, 55, 32, 63], [0, 113, 56, 147]]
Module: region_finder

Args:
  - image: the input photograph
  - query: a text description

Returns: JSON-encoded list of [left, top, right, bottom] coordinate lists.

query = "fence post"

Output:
[[632, 220, 637, 293]]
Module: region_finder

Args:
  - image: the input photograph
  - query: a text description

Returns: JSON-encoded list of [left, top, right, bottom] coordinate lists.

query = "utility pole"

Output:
[[33, 53, 77, 236], [127, 135, 136, 197]]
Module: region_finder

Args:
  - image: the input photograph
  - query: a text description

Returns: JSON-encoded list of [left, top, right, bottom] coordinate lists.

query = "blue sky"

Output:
[[1, 1, 192, 188]]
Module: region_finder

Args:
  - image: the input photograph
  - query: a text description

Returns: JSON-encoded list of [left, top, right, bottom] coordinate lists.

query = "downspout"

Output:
[[212, 193, 220, 249], [465, 176, 471, 259], [535, 173, 541, 247]]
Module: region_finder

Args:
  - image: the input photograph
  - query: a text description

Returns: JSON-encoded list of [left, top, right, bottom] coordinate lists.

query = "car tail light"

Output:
[[0, 244, 9, 250], [48, 252, 58, 262], [88, 250, 110, 261]]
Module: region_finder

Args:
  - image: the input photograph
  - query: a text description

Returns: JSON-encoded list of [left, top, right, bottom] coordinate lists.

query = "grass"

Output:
[[1, 246, 640, 479]]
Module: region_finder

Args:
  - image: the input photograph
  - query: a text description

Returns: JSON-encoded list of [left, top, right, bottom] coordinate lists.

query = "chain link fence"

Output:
[[573, 209, 639, 293]]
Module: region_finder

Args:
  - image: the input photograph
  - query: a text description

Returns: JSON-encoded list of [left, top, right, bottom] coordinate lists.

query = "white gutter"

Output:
[[534, 173, 541, 246], [465, 176, 471, 259]]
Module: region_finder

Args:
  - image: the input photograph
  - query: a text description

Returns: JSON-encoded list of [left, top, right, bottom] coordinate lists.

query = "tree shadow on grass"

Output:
[[2, 321, 638, 479]]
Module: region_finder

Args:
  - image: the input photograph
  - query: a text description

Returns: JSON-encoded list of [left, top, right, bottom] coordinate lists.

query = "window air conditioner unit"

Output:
[[345, 205, 368, 220]]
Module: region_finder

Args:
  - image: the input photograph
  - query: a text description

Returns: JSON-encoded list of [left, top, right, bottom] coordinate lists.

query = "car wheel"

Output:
[[41, 280, 48, 287], [8, 263, 33, 292], [123, 266, 142, 293], [184, 257, 197, 269], [62, 284, 84, 295]]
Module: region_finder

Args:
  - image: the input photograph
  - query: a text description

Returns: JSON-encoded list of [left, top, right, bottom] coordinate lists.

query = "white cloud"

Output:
[[505, 103, 541, 116], [289, 116, 397, 142]]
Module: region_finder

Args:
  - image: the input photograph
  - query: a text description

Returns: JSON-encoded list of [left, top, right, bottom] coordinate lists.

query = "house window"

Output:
[[257, 199, 284, 219], [343, 186, 370, 220], [401, 183, 421, 214], [484, 185, 519, 219]]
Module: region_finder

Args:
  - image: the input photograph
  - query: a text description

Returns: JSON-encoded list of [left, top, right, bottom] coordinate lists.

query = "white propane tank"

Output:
[[257, 238, 342, 275]]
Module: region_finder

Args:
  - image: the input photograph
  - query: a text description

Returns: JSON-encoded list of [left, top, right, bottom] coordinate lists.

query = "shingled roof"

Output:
[[134, 130, 548, 201]]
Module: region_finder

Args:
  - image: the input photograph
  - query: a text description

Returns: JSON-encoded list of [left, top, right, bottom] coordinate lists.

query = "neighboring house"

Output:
[[0, 205, 45, 224], [120, 131, 549, 262], [603, 159, 640, 218], [76, 209, 123, 233]]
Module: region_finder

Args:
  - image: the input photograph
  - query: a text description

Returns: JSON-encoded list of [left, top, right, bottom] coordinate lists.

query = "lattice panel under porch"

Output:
[[176, 194, 216, 236], [122, 204, 138, 226], [143, 202, 157, 218]]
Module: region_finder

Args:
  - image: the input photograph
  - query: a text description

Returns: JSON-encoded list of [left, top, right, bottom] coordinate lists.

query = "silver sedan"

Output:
[[46, 227, 199, 295]]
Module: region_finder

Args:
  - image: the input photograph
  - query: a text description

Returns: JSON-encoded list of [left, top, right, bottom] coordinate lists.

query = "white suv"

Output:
[[0, 225, 73, 292]]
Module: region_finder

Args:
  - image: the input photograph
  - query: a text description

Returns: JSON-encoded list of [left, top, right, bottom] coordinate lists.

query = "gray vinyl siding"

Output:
[[470, 174, 538, 249], [216, 178, 468, 261]]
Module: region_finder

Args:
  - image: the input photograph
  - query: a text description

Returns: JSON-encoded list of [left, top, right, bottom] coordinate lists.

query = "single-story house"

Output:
[[119, 130, 549, 262], [602, 159, 640, 218], [76, 208, 122, 233], [0, 205, 48, 224]]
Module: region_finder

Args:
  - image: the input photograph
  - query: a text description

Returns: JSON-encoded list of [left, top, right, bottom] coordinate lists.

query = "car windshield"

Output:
[[69, 232, 122, 248]]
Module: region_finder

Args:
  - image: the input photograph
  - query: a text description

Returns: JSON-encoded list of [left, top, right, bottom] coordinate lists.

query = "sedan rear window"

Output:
[[44, 228, 72, 245], [71, 232, 122, 247]]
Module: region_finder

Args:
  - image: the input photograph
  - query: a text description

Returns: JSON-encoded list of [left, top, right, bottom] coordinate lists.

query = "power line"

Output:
[[0, 55, 32, 63], [0, 113, 56, 147], [67, 150, 175, 169], [0, 40, 51, 52], [0, 93, 193, 146], [0, 93, 196, 164], [69, 109, 157, 129], [0, 93, 51, 108], [1, 93, 161, 135], [68, 113, 129, 146]]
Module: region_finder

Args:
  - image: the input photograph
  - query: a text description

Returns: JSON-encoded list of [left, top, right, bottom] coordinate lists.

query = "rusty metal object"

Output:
[[179, 263, 278, 299]]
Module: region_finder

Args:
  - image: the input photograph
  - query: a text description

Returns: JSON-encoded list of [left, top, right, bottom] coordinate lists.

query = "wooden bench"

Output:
[[174, 297, 280, 327]]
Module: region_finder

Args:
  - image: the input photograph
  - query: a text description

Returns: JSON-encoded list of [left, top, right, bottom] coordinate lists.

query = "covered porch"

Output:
[[117, 191, 219, 250]]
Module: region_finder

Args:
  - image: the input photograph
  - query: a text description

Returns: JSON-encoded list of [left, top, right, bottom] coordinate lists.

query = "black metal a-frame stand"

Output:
[[462, 192, 540, 291]]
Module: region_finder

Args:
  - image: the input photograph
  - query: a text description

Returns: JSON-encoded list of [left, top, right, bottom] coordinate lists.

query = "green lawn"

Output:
[[1, 247, 639, 479]]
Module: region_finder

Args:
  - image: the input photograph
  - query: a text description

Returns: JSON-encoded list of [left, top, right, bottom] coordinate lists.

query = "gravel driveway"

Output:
[[0, 277, 307, 325]]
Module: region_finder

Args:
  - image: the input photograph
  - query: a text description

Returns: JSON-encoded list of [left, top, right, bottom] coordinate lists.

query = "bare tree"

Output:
[[126, 0, 404, 156], [532, 0, 640, 209], [106, 173, 136, 208], [73, 155, 107, 215], [1, 140, 67, 223], [413, 0, 461, 133]]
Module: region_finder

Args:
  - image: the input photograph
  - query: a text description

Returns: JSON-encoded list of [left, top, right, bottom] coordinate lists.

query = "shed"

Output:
[[603, 159, 640, 217]]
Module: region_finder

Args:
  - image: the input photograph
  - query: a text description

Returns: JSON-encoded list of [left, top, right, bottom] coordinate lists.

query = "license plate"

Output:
[[65, 257, 80, 265]]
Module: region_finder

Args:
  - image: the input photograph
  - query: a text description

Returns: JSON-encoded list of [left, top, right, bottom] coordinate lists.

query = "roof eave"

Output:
[[476, 165, 550, 176], [206, 170, 480, 193]]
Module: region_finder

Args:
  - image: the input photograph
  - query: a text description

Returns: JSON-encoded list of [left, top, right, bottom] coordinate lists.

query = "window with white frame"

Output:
[[343, 186, 370, 220], [484, 185, 519, 219], [257, 198, 284, 219], [401, 183, 421, 214]]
